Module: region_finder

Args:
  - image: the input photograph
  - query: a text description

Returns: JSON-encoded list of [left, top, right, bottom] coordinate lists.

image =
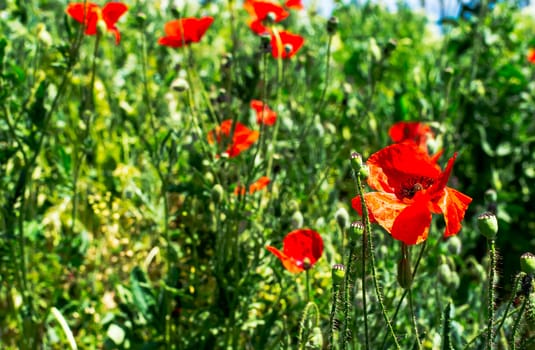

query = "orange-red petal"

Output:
[[66, 3, 100, 35], [285, 0, 304, 10], [266, 246, 303, 273], [102, 2, 128, 44], [252, 1, 289, 21], [271, 30, 304, 59], [159, 17, 214, 48], [391, 198, 432, 245], [352, 192, 408, 230], [251, 100, 277, 125], [437, 187, 472, 238]]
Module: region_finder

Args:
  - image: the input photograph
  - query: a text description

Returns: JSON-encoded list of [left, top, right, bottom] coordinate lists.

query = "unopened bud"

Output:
[[211, 184, 224, 204], [326, 16, 338, 35], [291, 211, 304, 229], [171, 77, 189, 92], [437, 264, 452, 286], [520, 253, 535, 274], [383, 38, 397, 57], [260, 34, 271, 53], [287, 200, 299, 214], [135, 12, 147, 28], [359, 165, 370, 179], [478, 211, 498, 240], [446, 235, 462, 255], [351, 152, 363, 171], [335, 207, 349, 231], [332, 264, 345, 285], [397, 256, 413, 289]]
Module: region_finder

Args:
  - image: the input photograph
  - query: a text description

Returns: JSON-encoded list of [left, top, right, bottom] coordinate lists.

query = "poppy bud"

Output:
[[359, 165, 370, 179], [335, 207, 349, 231], [170, 7, 180, 18], [520, 253, 535, 275], [445, 235, 462, 255], [291, 211, 304, 229], [211, 184, 224, 204], [478, 211, 498, 240], [351, 152, 363, 171], [260, 34, 271, 53], [171, 78, 189, 92], [326, 16, 338, 35], [332, 264, 345, 285], [37, 23, 52, 47], [383, 38, 397, 57], [217, 88, 229, 103], [443, 66, 454, 77], [351, 221, 364, 236], [397, 255, 412, 289], [135, 12, 147, 28]]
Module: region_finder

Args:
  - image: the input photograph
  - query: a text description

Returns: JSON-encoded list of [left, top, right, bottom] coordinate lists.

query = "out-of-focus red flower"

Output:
[[245, 0, 289, 35], [158, 17, 214, 48], [207, 119, 259, 158], [250, 100, 277, 126], [266, 229, 323, 273], [66, 2, 128, 44], [285, 0, 304, 10], [528, 48, 535, 64], [271, 30, 304, 58], [234, 176, 271, 195], [389, 121, 434, 151], [352, 143, 472, 245]]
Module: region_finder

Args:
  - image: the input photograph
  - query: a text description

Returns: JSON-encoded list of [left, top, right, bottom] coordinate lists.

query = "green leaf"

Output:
[[130, 266, 156, 321]]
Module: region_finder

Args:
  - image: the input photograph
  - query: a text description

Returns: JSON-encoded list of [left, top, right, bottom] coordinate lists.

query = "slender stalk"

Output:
[[487, 239, 496, 349], [494, 273, 523, 339], [354, 170, 400, 349], [408, 287, 422, 349], [510, 294, 528, 350], [306, 269, 311, 303]]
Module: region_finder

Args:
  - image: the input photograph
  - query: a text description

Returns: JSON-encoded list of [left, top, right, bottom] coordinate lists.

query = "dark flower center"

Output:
[[397, 176, 434, 199]]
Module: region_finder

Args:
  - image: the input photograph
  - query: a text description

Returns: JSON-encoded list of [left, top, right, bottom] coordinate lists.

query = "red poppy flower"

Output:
[[271, 30, 304, 58], [285, 0, 304, 10], [207, 119, 259, 158], [266, 229, 323, 273], [235, 176, 271, 195], [66, 2, 128, 44], [351, 143, 472, 245], [158, 17, 214, 48], [389, 121, 434, 151], [528, 48, 535, 64], [250, 100, 277, 126], [245, 0, 289, 35]]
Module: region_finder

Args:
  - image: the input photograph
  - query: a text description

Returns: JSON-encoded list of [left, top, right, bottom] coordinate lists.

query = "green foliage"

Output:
[[1, 0, 535, 349]]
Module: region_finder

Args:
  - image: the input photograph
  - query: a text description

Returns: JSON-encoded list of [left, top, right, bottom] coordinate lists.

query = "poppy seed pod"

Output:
[[351, 221, 364, 236], [326, 16, 338, 35], [351, 152, 363, 171], [260, 34, 271, 53], [335, 207, 349, 231], [211, 184, 224, 204], [332, 264, 345, 285], [478, 211, 498, 240], [171, 78, 189, 92], [520, 253, 535, 275], [135, 12, 146, 27], [291, 211, 304, 229], [446, 235, 462, 255]]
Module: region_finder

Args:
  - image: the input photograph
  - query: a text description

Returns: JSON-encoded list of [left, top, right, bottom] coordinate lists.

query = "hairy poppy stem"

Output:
[[494, 273, 523, 340], [486, 238, 496, 350], [510, 280, 528, 350], [353, 170, 401, 349]]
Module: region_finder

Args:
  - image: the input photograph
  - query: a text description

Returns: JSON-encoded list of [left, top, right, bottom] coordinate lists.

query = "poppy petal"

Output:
[[266, 246, 303, 273], [438, 187, 472, 238], [102, 2, 128, 27], [391, 199, 432, 245], [352, 192, 408, 232], [283, 229, 323, 267], [271, 30, 304, 58], [66, 3, 100, 35]]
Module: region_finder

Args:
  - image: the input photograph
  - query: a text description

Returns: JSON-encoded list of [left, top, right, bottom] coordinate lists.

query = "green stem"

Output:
[[354, 170, 400, 349], [408, 287, 422, 349], [306, 269, 311, 303], [510, 293, 528, 350], [487, 239, 496, 349], [494, 273, 523, 340]]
